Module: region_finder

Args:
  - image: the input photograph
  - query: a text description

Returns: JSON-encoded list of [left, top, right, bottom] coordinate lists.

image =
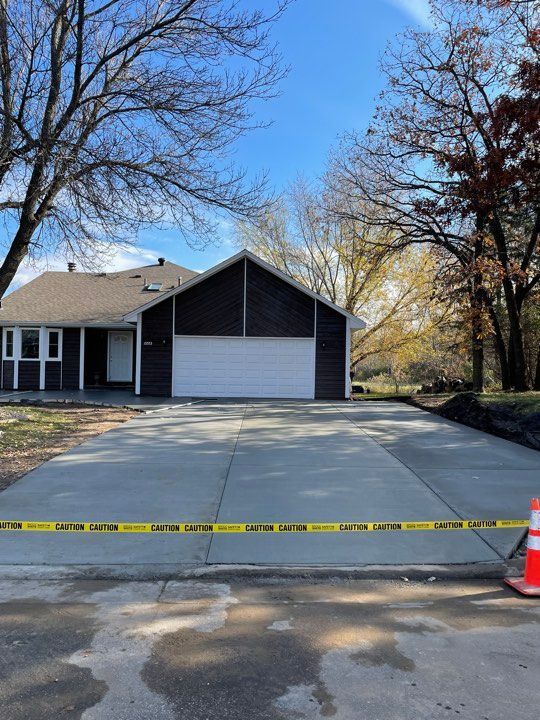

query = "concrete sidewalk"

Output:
[[0, 400, 538, 569]]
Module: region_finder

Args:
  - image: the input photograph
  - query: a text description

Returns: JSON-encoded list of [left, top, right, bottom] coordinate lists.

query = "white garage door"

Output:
[[173, 337, 315, 398]]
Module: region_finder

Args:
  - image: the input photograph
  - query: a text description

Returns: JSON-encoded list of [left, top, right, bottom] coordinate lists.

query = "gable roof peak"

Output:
[[124, 248, 366, 329]]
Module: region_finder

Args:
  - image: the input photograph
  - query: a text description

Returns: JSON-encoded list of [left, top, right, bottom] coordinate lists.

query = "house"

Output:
[[0, 250, 365, 399]]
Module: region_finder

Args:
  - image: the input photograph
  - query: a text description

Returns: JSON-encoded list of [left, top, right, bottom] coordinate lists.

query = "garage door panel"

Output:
[[173, 337, 315, 398]]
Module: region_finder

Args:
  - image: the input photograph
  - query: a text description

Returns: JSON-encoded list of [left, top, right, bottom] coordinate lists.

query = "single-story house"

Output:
[[0, 250, 365, 399]]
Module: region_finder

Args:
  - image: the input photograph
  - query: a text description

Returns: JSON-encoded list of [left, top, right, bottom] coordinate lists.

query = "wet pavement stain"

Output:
[[311, 681, 337, 716], [143, 601, 335, 720], [143, 582, 540, 720], [350, 641, 416, 672], [0, 579, 538, 720], [0, 600, 106, 720]]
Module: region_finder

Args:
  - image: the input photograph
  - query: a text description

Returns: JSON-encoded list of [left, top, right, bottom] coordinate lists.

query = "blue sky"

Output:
[[9, 0, 430, 288]]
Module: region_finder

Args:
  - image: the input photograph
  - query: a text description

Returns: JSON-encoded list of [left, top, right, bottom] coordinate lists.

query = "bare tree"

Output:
[[237, 180, 393, 314], [237, 180, 447, 369], [328, 0, 539, 390], [0, 0, 288, 296]]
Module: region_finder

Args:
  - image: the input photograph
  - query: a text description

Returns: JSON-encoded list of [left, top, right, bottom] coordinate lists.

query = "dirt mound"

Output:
[[436, 393, 540, 451]]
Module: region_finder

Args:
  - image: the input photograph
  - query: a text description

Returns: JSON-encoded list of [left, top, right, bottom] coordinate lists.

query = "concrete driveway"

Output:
[[0, 400, 538, 568]]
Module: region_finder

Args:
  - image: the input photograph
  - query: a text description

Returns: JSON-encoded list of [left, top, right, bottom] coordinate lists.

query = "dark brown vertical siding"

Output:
[[315, 301, 346, 399], [245, 260, 314, 337], [2, 360, 14, 390], [175, 261, 244, 336], [62, 328, 81, 389], [18, 360, 40, 389], [45, 361, 62, 389], [141, 297, 173, 396]]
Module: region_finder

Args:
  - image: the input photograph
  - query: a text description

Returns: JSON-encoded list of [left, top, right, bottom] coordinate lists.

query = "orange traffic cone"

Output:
[[505, 498, 540, 596]]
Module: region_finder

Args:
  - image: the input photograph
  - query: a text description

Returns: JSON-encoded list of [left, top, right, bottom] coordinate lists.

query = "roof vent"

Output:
[[177, 276, 183, 286], [157, 257, 165, 266], [130, 273, 142, 279], [67, 261, 76, 272]]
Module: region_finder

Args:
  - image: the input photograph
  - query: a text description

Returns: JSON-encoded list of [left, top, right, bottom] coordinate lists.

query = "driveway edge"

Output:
[[0, 558, 524, 582]]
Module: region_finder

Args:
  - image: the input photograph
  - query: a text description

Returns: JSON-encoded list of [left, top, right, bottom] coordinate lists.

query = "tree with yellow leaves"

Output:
[[237, 180, 449, 381]]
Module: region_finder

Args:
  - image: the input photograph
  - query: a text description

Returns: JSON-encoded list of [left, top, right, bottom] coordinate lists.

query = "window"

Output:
[[47, 329, 61, 359], [21, 328, 40, 359], [145, 282, 162, 291], [3, 328, 14, 359]]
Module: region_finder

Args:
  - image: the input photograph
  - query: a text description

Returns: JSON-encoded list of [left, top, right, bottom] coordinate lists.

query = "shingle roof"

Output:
[[0, 261, 198, 325]]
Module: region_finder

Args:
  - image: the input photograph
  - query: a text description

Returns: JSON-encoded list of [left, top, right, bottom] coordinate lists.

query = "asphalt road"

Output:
[[0, 577, 538, 720]]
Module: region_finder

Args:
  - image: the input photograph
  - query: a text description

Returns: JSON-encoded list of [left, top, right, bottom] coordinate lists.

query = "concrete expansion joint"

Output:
[[331, 403, 507, 562]]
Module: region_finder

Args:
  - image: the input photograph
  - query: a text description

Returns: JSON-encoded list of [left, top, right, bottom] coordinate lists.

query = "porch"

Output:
[[0, 387, 190, 411], [83, 328, 135, 388], [0, 326, 136, 392]]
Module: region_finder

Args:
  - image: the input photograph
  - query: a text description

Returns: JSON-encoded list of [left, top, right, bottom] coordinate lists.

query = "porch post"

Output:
[[79, 328, 85, 390], [13, 326, 20, 389], [135, 314, 142, 395], [39, 326, 46, 390]]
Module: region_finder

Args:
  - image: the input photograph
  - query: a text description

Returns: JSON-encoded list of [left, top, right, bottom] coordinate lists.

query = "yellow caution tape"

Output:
[[0, 519, 529, 533]]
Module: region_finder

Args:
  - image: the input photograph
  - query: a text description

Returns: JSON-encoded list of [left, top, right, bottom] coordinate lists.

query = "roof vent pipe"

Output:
[[177, 276, 182, 286], [67, 262, 76, 272], [158, 257, 165, 266]]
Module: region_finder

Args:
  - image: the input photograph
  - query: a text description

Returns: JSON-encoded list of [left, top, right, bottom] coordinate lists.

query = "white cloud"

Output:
[[383, 0, 432, 26], [105, 246, 159, 272], [5, 246, 160, 296]]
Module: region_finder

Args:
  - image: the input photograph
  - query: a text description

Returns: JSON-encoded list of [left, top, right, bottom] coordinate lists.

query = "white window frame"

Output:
[[45, 328, 63, 361], [2, 327, 14, 359], [19, 327, 41, 361]]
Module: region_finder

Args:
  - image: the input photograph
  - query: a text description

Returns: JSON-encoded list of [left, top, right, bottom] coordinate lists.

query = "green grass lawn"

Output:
[[0, 405, 75, 452], [477, 392, 540, 415]]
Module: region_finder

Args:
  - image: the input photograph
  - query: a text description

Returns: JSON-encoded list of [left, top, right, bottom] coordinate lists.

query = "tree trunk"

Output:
[[534, 344, 540, 391], [471, 289, 485, 393], [0, 220, 35, 298], [503, 280, 528, 391], [490, 215, 529, 391], [487, 303, 510, 390], [507, 331, 516, 389], [472, 324, 484, 393], [471, 218, 485, 393]]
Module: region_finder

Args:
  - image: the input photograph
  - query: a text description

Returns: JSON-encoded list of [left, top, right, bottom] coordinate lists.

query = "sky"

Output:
[[6, 0, 431, 291]]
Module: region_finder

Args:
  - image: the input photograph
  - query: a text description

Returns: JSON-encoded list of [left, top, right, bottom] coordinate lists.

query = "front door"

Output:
[[108, 331, 133, 382]]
